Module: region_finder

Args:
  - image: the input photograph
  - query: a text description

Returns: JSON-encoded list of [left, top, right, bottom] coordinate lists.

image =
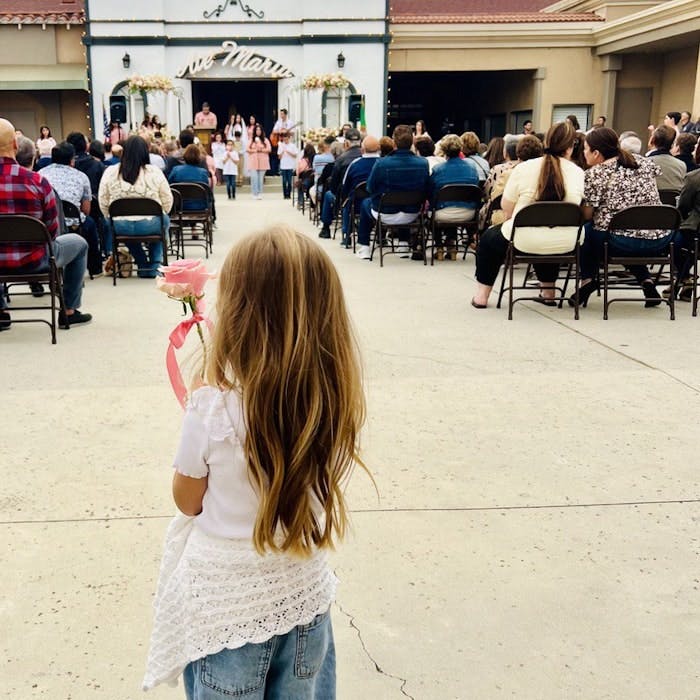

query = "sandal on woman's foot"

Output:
[[533, 294, 556, 307], [471, 297, 487, 309]]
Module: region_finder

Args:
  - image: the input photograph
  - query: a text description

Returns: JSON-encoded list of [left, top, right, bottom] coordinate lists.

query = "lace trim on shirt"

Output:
[[189, 387, 243, 445]]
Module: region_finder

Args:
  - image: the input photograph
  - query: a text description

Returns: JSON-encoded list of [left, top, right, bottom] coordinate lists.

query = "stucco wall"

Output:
[[657, 49, 697, 121], [0, 26, 57, 65]]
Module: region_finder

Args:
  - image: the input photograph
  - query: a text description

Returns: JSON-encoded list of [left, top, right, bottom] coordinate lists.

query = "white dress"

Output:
[[142, 387, 337, 691]]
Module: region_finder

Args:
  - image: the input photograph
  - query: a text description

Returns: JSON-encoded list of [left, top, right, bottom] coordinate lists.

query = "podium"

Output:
[[194, 127, 213, 154]]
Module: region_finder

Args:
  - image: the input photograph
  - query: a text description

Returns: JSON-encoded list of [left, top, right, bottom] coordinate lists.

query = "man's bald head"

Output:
[[361, 135, 380, 154], [0, 118, 17, 157]]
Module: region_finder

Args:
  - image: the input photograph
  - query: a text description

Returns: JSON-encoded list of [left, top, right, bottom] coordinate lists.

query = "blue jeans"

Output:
[[320, 191, 335, 227], [103, 214, 169, 278], [580, 225, 680, 283], [183, 610, 335, 700], [251, 170, 265, 197], [224, 174, 236, 198], [281, 169, 293, 198]]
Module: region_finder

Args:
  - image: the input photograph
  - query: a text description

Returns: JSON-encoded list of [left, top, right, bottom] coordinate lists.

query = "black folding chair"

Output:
[[369, 191, 428, 267], [344, 181, 369, 252], [603, 205, 681, 320], [168, 189, 184, 260], [169, 183, 213, 257], [658, 189, 680, 206], [0, 214, 68, 343], [496, 202, 585, 320], [108, 198, 168, 285], [428, 184, 483, 264]]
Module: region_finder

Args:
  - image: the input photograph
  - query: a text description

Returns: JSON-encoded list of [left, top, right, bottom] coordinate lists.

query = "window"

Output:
[[552, 105, 591, 131]]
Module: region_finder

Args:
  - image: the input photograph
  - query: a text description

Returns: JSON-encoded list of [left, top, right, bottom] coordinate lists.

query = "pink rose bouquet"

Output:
[[157, 259, 215, 408]]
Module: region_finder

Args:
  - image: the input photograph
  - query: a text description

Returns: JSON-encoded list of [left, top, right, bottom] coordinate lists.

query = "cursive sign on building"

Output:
[[175, 40, 294, 80]]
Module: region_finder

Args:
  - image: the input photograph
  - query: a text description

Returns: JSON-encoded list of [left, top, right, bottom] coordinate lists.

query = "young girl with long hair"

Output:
[[472, 121, 585, 307], [143, 226, 367, 698], [247, 123, 271, 199]]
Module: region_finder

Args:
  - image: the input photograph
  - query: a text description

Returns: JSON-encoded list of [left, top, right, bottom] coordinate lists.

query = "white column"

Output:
[[340, 88, 347, 129], [129, 92, 137, 132]]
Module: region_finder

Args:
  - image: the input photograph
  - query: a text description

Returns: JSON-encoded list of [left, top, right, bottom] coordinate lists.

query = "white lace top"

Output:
[[142, 388, 338, 691]]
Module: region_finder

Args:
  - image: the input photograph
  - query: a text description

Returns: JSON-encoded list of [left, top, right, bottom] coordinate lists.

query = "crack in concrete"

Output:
[[335, 601, 415, 699]]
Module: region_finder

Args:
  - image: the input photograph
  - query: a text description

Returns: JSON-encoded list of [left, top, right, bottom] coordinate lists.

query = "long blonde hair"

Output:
[[207, 225, 366, 556]]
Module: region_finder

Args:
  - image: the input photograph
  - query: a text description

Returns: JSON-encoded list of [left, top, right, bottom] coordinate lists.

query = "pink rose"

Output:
[[157, 259, 215, 303]]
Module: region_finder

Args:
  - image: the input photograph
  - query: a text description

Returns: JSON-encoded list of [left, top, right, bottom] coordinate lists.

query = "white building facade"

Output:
[[85, 0, 388, 139]]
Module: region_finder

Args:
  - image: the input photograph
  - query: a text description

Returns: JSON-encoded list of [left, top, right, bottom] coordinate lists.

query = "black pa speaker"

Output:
[[109, 95, 127, 124], [348, 94, 363, 123]]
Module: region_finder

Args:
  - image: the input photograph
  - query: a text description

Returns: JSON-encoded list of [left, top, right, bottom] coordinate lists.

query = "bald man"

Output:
[[0, 118, 92, 328], [335, 135, 381, 245]]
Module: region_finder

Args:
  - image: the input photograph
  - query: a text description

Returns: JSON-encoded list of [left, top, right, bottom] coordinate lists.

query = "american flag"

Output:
[[102, 99, 110, 140]]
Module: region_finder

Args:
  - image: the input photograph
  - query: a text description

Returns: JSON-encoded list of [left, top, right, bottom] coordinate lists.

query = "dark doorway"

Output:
[[191, 80, 278, 133], [388, 71, 534, 139]]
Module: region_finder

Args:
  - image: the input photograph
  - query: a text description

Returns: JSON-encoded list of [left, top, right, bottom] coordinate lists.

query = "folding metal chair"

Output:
[[496, 202, 585, 320], [169, 183, 213, 257], [603, 205, 681, 320], [345, 181, 369, 252], [108, 198, 168, 285], [369, 190, 428, 267], [427, 184, 482, 265], [0, 214, 68, 343]]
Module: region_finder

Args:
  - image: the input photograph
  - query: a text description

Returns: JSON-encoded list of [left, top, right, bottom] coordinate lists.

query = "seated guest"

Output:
[[318, 128, 363, 238], [89, 140, 105, 163], [574, 127, 677, 307], [647, 125, 686, 191], [149, 142, 166, 171], [168, 144, 211, 210], [482, 135, 522, 205], [309, 138, 335, 204], [414, 137, 443, 174], [379, 136, 396, 157], [619, 132, 642, 154], [67, 131, 105, 204], [15, 135, 38, 170], [39, 141, 102, 277], [461, 131, 490, 183], [0, 118, 91, 328], [429, 134, 479, 260], [484, 137, 505, 169], [104, 142, 121, 166], [472, 121, 584, 308], [294, 141, 314, 205], [338, 135, 381, 245], [355, 124, 430, 261], [99, 135, 172, 278], [672, 133, 698, 172], [663, 111, 682, 133], [675, 164, 700, 299], [679, 111, 696, 134]]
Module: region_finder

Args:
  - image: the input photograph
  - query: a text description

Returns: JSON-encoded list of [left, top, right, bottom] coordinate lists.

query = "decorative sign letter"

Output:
[[176, 41, 294, 80]]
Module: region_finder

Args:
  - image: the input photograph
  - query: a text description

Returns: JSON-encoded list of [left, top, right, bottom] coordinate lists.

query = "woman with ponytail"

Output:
[[472, 122, 585, 308], [572, 126, 679, 308]]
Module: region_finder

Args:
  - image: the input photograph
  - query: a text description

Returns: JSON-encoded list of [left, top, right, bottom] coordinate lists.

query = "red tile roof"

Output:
[[391, 0, 553, 13], [390, 0, 604, 23], [0, 0, 84, 25], [392, 12, 604, 23]]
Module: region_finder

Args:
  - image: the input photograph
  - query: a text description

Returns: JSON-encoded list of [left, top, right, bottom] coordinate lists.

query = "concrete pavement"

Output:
[[2, 183, 699, 699]]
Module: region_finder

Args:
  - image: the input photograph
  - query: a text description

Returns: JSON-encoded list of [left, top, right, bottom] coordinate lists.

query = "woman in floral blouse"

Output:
[[574, 127, 679, 307]]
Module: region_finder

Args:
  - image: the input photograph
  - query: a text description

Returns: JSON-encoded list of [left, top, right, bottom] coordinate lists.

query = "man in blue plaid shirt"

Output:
[[0, 118, 92, 330]]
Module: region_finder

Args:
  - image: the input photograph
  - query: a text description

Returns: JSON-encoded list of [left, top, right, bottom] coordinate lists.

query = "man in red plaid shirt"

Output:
[[0, 118, 92, 329]]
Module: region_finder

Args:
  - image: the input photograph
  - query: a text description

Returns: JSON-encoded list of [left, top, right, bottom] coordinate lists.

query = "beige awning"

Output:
[[0, 64, 87, 90]]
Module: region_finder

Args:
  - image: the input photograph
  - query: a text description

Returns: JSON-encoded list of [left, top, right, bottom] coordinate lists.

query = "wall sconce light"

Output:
[[122, 53, 131, 69], [337, 52, 345, 69]]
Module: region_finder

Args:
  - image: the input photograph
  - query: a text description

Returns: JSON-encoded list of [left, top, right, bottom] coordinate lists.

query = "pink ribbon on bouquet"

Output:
[[166, 312, 213, 408]]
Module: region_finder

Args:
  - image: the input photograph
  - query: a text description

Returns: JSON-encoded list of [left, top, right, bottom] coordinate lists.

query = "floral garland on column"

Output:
[[128, 74, 177, 94], [301, 72, 350, 90]]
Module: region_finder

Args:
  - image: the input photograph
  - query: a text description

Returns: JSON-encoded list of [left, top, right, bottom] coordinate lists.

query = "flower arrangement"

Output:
[[128, 74, 176, 94], [157, 259, 216, 408], [302, 72, 350, 90], [303, 127, 338, 145]]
